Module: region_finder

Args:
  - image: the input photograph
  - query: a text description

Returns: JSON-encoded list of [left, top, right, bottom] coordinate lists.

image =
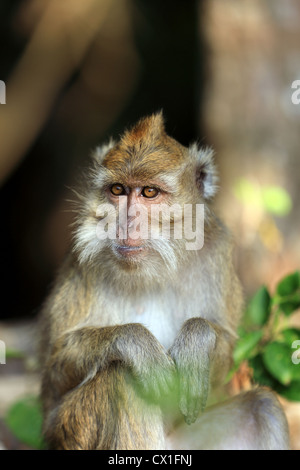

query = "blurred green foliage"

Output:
[[5, 395, 45, 449], [234, 179, 292, 216], [232, 271, 300, 401]]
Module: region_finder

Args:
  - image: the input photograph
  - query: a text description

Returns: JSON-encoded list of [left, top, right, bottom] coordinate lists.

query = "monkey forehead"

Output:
[[95, 113, 191, 188], [102, 142, 186, 179]]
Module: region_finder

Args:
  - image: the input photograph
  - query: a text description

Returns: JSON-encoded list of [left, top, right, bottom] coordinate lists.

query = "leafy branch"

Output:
[[232, 271, 300, 401]]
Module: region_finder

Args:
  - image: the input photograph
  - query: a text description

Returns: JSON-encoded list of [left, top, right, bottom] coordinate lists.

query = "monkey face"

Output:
[[72, 113, 217, 285], [106, 183, 174, 260]]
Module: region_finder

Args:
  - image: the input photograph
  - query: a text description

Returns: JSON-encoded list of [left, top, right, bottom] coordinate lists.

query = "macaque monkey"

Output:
[[39, 113, 290, 450]]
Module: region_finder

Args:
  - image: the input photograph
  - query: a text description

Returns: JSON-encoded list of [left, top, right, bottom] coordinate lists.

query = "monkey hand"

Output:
[[45, 324, 176, 402], [114, 323, 176, 403], [168, 317, 217, 425]]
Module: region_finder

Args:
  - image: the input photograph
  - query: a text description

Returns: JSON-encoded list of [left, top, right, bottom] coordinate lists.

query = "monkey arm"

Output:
[[43, 323, 176, 401], [168, 317, 234, 425]]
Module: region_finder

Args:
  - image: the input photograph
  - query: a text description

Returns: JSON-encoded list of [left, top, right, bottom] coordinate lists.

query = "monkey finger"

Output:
[[188, 393, 203, 424], [156, 376, 171, 397], [190, 375, 209, 419], [163, 365, 178, 392], [183, 408, 197, 425], [178, 377, 189, 418], [135, 377, 161, 402], [181, 383, 200, 425], [178, 372, 208, 424], [153, 358, 177, 393], [141, 369, 175, 402]]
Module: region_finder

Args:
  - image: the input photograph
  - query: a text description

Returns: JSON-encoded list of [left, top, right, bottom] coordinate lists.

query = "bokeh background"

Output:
[[0, 0, 299, 449]]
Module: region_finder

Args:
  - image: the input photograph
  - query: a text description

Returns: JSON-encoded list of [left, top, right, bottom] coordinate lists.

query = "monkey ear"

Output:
[[189, 144, 218, 199], [91, 139, 115, 164]]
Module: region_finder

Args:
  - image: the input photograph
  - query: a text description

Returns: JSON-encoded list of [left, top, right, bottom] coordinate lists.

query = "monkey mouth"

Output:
[[115, 244, 146, 258]]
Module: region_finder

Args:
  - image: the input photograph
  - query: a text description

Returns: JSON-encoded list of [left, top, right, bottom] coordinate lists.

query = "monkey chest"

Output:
[[126, 304, 175, 349], [91, 292, 189, 350]]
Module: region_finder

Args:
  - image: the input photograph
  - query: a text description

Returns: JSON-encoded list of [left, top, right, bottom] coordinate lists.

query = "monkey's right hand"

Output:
[[113, 323, 176, 403], [47, 324, 176, 403]]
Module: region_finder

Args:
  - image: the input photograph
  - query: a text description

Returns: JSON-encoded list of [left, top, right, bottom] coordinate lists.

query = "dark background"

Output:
[[0, 0, 300, 325], [0, 0, 205, 319], [0, 0, 300, 450]]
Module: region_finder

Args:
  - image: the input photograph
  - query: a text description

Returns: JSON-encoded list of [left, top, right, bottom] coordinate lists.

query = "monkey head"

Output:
[[73, 112, 218, 288]]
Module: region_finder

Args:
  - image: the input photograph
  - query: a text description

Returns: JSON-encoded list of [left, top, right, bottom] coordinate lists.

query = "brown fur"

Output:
[[103, 113, 186, 182], [39, 113, 289, 450]]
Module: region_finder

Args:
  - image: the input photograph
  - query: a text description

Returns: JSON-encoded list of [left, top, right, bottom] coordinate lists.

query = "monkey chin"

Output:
[[112, 243, 150, 269], [104, 241, 180, 291]]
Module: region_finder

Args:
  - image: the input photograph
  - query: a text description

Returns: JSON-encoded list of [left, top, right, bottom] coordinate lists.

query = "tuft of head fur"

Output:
[[121, 111, 166, 145], [98, 112, 187, 185]]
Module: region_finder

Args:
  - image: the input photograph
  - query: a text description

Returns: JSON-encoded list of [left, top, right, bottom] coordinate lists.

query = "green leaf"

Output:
[[262, 342, 296, 385], [291, 339, 300, 369], [276, 271, 300, 297], [278, 293, 300, 316], [249, 354, 278, 389], [279, 328, 300, 346], [261, 186, 292, 216], [277, 381, 300, 402], [5, 396, 45, 449], [233, 330, 263, 365], [246, 286, 271, 326]]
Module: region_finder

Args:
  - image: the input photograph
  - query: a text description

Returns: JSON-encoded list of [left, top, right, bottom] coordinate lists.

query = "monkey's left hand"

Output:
[[168, 317, 217, 425]]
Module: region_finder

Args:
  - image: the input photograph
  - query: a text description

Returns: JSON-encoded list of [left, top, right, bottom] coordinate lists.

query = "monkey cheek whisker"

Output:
[[144, 238, 178, 275]]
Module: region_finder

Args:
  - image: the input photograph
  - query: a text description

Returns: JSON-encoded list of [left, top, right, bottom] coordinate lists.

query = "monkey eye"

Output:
[[110, 183, 125, 196], [142, 187, 159, 198]]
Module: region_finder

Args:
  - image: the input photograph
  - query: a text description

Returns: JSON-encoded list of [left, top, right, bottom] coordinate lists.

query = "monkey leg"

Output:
[[43, 362, 165, 450], [167, 388, 290, 450]]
